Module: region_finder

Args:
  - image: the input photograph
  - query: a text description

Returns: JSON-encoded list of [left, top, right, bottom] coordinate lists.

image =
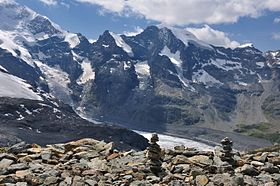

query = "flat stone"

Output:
[[85, 179, 98, 186], [107, 152, 119, 160], [26, 147, 42, 154], [0, 158, 14, 169], [123, 175, 133, 181], [188, 155, 213, 166], [253, 153, 268, 163], [190, 168, 204, 177], [87, 158, 108, 172], [41, 151, 52, 161], [44, 176, 59, 185], [0, 153, 17, 161], [75, 151, 99, 159], [251, 161, 264, 167], [195, 175, 209, 186], [264, 182, 275, 186], [16, 182, 28, 186], [173, 155, 189, 165], [130, 180, 152, 186], [16, 170, 31, 178], [82, 169, 99, 176], [240, 164, 259, 176]]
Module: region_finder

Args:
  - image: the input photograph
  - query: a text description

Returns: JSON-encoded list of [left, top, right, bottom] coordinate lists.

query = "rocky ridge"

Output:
[[0, 137, 279, 186]]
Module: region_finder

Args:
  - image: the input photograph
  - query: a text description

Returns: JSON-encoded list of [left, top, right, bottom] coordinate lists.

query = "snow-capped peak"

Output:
[[64, 32, 80, 48], [109, 32, 134, 56], [238, 43, 254, 48], [160, 26, 213, 50], [0, 0, 37, 31]]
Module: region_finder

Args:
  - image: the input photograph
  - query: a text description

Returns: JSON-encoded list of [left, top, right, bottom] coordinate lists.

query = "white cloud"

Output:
[[38, 0, 57, 6], [274, 17, 280, 23], [272, 32, 280, 40], [74, 0, 280, 25], [123, 26, 144, 36], [75, 0, 125, 12], [186, 25, 240, 48]]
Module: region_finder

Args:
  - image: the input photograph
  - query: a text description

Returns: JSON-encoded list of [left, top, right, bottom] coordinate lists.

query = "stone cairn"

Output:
[[146, 133, 163, 175], [220, 137, 234, 163]]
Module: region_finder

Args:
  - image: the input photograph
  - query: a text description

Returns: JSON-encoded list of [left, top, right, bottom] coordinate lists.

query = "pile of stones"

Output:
[[0, 136, 279, 185]]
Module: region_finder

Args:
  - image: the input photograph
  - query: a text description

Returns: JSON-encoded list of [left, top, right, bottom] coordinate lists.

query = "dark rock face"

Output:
[[0, 97, 149, 151]]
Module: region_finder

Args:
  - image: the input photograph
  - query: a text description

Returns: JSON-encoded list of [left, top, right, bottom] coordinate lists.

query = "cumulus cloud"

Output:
[[123, 26, 144, 36], [76, 0, 125, 13], [272, 32, 280, 40], [74, 0, 280, 25], [274, 17, 280, 23], [186, 25, 240, 48], [38, 0, 57, 6]]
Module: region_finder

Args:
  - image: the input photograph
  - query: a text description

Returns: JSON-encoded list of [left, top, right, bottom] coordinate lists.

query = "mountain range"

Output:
[[0, 0, 279, 149]]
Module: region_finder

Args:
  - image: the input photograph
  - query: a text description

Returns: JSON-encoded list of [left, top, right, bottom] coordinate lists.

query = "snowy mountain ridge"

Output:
[[0, 0, 279, 149]]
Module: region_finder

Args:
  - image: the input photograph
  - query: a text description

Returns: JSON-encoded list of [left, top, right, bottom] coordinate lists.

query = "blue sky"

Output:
[[16, 0, 280, 51]]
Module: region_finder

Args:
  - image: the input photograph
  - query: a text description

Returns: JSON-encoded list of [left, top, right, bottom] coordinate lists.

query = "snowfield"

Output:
[[0, 71, 42, 100]]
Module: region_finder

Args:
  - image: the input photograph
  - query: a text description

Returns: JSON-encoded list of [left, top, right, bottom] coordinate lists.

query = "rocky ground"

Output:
[[0, 137, 280, 186]]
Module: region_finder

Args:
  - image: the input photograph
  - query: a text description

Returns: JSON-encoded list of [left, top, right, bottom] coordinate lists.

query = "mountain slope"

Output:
[[0, 1, 278, 148]]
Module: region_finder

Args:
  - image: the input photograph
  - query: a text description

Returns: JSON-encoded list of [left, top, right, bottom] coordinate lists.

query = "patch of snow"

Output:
[[109, 68, 115, 74], [53, 108, 61, 113], [135, 131, 213, 151], [71, 51, 83, 61], [25, 109, 32, 115], [38, 103, 52, 108], [123, 61, 132, 70], [102, 44, 109, 48], [270, 51, 279, 58], [210, 59, 242, 71], [36, 51, 51, 60], [216, 50, 228, 57], [167, 27, 212, 50], [109, 32, 133, 56], [35, 61, 72, 104], [0, 65, 8, 72], [238, 43, 253, 48], [192, 69, 222, 85], [135, 61, 150, 76], [256, 62, 265, 68], [135, 61, 150, 90], [77, 59, 95, 84], [237, 81, 248, 86], [36, 129, 42, 133], [64, 32, 80, 48], [0, 71, 42, 100], [0, 30, 35, 67], [16, 113, 24, 121], [89, 39, 97, 44], [20, 104, 33, 115], [160, 46, 194, 89]]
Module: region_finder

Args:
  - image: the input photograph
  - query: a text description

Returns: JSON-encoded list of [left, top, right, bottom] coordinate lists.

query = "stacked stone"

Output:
[[220, 137, 234, 163], [146, 133, 162, 175]]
